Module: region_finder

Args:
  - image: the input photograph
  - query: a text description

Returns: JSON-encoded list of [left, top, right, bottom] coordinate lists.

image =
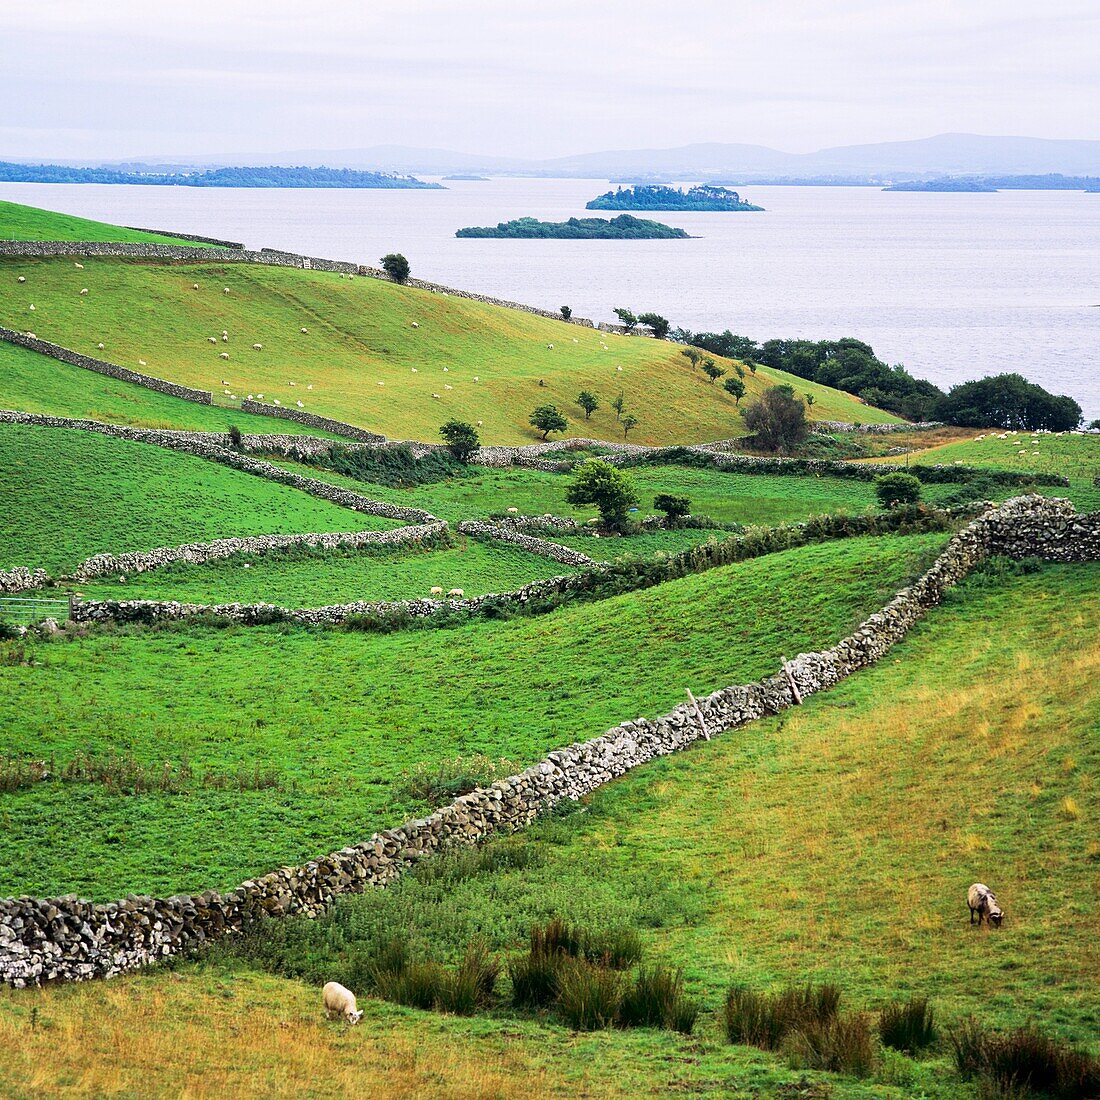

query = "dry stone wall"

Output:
[[124, 228, 245, 248], [2, 496, 1096, 987], [457, 520, 598, 567], [238, 400, 385, 443]]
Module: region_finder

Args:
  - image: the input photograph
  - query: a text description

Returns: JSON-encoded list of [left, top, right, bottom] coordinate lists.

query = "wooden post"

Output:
[[67, 592, 76, 622], [685, 688, 711, 740], [781, 656, 802, 705]]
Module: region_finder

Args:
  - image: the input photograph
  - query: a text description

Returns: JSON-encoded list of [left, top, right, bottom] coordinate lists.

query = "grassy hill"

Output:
[[0, 200, 216, 246], [0, 425, 392, 574], [0, 534, 948, 899], [0, 251, 899, 444], [2, 558, 1095, 1099]]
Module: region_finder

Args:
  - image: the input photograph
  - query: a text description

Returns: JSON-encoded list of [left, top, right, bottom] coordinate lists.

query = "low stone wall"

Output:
[[124, 228, 245, 249], [813, 420, 944, 434], [3, 496, 1096, 987], [238, 400, 385, 443], [457, 520, 598, 567], [73, 522, 448, 581], [0, 567, 50, 594], [0, 412, 438, 525], [0, 327, 212, 405]]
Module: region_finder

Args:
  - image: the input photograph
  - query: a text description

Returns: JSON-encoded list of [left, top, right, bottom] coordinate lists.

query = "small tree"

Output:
[[560, 305, 572, 320], [654, 493, 690, 523], [681, 347, 702, 369], [611, 392, 625, 420], [723, 376, 746, 404], [577, 391, 599, 420], [565, 459, 639, 531], [875, 472, 922, 509], [613, 307, 638, 332], [380, 253, 410, 283], [747, 360, 758, 375], [227, 424, 243, 450], [638, 312, 670, 340], [529, 404, 567, 440], [741, 385, 809, 453], [439, 419, 480, 463], [805, 393, 816, 408], [621, 414, 638, 438], [734, 363, 746, 379], [702, 359, 726, 384]]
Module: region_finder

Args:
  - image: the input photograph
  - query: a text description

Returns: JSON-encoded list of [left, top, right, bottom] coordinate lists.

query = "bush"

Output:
[[439, 420, 480, 463], [556, 958, 623, 1030], [374, 960, 445, 1010], [618, 965, 697, 1033], [653, 493, 691, 522], [724, 982, 841, 1051], [560, 305, 572, 320], [436, 939, 500, 1015], [380, 252, 410, 283], [508, 947, 565, 1009], [875, 472, 923, 508], [784, 1013, 877, 1078], [582, 926, 642, 970], [879, 996, 938, 1053], [741, 386, 810, 453], [565, 459, 639, 531], [227, 424, 243, 449]]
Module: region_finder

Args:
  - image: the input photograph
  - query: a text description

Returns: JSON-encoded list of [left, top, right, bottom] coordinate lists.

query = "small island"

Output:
[[443, 173, 490, 181], [883, 179, 998, 192], [455, 214, 691, 239], [586, 184, 763, 212]]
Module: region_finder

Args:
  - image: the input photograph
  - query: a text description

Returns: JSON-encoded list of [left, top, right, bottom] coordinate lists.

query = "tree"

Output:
[[577, 391, 599, 420], [875, 472, 922, 509], [613, 307, 638, 332], [565, 459, 639, 531], [638, 311, 670, 340], [702, 359, 726, 384], [734, 363, 746, 379], [935, 373, 1082, 431], [227, 424, 243, 450], [621, 414, 638, 438], [1089, 418, 1100, 431], [723, 376, 746, 404], [741, 385, 810, 453], [654, 493, 690, 523], [560, 305, 572, 320], [747, 360, 758, 375], [380, 253, 410, 283], [611, 392, 625, 420], [439, 419, 480, 463], [805, 393, 816, 407], [529, 404, 567, 440], [681, 347, 703, 369]]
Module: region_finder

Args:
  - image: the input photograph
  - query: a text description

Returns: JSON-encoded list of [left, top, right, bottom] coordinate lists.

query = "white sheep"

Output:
[[222, 335, 229, 342], [444, 384, 453, 390], [476, 420, 483, 427], [25, 332, 36, 339], [248, 394, 254, 400], [97, 342, 105, 349], [443, 366, 449, 372], [223, 287, 231, 295], [378, 381, 385, 386], [221, 380, 230, 385], [274, 398, 281, 405], [74, 262, 84, 270], [307, 384, 313, 390], [430, 586, 444, 596], [257, 393, 264, 399], [17, 276, 25, 283], [617, 366, 623, 372], [208, 337, 217, 344], [289, 381, 296, 386], [223, 389, 232, 396], [80, 288, 89, 295], [473, 376, 479, 382], [301, 327, 308, 334], [968, 883, 1004, 928], [411, 367, 418, 373], [507, 507, 519, 514], [547, 344, 553, 350], [252, 343, 263, 351], [447, 588, 464, 598], [220, 352, 230, 360], [192, 283, 200, 290], [28, 304, 35, 311], [222, 330, 228, 335], [322, 982, 363, 1024], [296, 400, 304, 407], [411, 321, 420, 328], [432, 393, 441, 399]]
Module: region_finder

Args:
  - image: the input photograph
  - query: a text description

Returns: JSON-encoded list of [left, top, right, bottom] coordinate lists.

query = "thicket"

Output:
[[284, 443, 465, 487]]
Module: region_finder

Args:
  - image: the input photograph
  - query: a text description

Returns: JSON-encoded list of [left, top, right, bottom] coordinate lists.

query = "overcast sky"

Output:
[[2, 1, 1097, 161]]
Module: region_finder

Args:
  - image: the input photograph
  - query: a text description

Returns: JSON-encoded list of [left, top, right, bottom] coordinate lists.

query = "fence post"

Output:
[[68, 592, 76, 622]]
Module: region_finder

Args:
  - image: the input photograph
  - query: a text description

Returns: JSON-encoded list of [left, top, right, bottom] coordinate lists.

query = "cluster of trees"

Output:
[[676, 329, 1082, 430], [574, 390, 639, 437], [567, 462, 693, 532], [614, 308, 670, 339], [586, 184, 763, 212], [455, 215, 689, 239]]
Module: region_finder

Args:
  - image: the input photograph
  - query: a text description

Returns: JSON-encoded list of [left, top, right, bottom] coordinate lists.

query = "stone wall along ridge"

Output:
[[456, 520, 599, 567], [2, 496, 1097, 987], [238, 400, 385, 443], [124, 228, 245, 249], [0, 326, 212, 405]]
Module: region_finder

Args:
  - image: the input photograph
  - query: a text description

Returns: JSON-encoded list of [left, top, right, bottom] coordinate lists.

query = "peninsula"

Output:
[[455, 214, 691, 239], [586, 184, 763, 211]]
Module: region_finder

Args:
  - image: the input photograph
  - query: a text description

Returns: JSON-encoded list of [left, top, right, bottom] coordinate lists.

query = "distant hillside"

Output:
[[586, 185, 763, 212], [0, 161, 441, 189], [885, 173, 1100, 192], [455, 215, 691, 239]]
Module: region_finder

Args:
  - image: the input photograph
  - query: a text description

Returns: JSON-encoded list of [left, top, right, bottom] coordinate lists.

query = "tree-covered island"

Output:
[[455, 214, 692, 239], [586, 184, 764, 211]]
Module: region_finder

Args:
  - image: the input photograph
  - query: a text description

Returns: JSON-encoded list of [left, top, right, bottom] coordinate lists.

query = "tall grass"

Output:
[[878, 996, 938, 1053], [723, 982, 841, 1050]]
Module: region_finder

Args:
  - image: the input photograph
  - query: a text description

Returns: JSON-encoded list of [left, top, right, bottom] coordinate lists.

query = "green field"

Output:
[[69, 536, 577, 606], [0, 534, 948, 899], [0, 340, 338, 436], [0, 249, 898, 445], [0, 425, 391, 574], [0, 200, 215, 246]]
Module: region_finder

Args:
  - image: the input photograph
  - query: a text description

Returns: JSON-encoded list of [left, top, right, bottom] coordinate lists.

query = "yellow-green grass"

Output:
[[0, 425, 392, 574], [0, 535, 948, 899], [0, 340, 339, 436], [68, 536, 577, 606], [270, 459, 961, 525], [0, 200, 215, 246], [0, 255, 899, 444]]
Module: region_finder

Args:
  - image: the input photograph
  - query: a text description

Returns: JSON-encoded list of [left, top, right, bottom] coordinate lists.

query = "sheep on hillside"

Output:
[[192, 283, 200, 290], [17, 276, 25, 283], [208, 337, 217, 344], [80, 288, 88, 295], [97, 342, 105, 349], [223, 287, 231, 295], [252, 343, 263, 351], [322, 982, 363, 1024], [220, 352, 230, 360], [547, 343, 554, 350], [411, 321, 420, 328], [138, 360, 147, 367], [447, 588, 464, 598], [430, 586, 444, 595], [432, 393, 441, 399], [74, 262, 84, 270], [968, 883, 1004, 928], [301, 327, 308, 334]]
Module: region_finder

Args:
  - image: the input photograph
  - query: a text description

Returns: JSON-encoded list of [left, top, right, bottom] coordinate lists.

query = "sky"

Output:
[[2, 0, 1098, 162]]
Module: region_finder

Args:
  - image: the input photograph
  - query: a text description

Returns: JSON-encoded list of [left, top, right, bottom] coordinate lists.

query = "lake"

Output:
[[2, 178, 1097, 417]]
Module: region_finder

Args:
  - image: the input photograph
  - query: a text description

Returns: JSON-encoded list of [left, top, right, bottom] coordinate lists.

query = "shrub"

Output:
[[618, 965, 697, 1033], [508, 947, 565, 1008], [879, 996, 938, 1053], [875, 472, 922, 508], [742, 385, 810, 453], [556, 959, 623, 1030], [724, 982, 841, 1051], [784, 1013, 876, 1078], [374, 960, 445, 1010], [439, 419, 480, 463], [654, 493, 691, 522], [560, 305, 572, 320], [380, 252, 410, 283], [530, 917, 583, 959], [227, 424, 243, 449], [577, 391, 599, 419], [436, 940, 500, 1015]]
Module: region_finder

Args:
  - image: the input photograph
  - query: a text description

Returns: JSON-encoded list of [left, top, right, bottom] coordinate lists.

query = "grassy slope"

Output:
[[0, 340, 338, 436], [0, 425, 391, 574], [0, 255, 898, 444], [2, 561, 1095, 1100], [271, 459, 959, 525], [0, 534, 949, 898], [0, 200, 214, 246], [70, 536, 577, 606]]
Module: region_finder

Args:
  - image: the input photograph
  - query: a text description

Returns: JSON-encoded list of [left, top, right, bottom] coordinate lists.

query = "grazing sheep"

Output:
[[80, 288, 89, 295], [430, 586, 444, 595], [378, 381, 385, 386], [301, 327, 308, 334], [138, 360, 147, 367], [28, 304, 35, 311], [248, 394, 254, 400], [547, 343, 553, 349], [322, 982, 363, 1024], [289, 381, 296, 386], [257, 393, 264, 399], [192, 283, 200, 290], [473, 376, 479, 382], [444, 384, 453, 390], [411, 321, 420, 328], [443, 366, 449, 372], [616, 365, 623, 371], [220, 352, 230, 360], [222, 335, 229, 342], [297, 400, 304, 407], [968, 883, 1004, 928], [432, 393, 441, 399], [506, 507, 519, 514], [17, 276, 25, 283], [208, 337, 217, 343], [447, 588, 464, 598], [252, 343, 263, 351], [223, 287, 231, 294], [74, 262, 84, 270], [274, 398, 281, 405], [97, 342, 104, 349], [476, 420, 483, 427], [411, 367, 418, 373], [307, 384, 313, 390], [25, 333, 36, 339], [222, 330, 228, 335], [222, 380, 230, 386]]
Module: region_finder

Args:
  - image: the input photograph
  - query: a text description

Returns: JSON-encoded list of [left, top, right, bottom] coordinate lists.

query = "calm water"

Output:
[[3, 178, 1097, 417]]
